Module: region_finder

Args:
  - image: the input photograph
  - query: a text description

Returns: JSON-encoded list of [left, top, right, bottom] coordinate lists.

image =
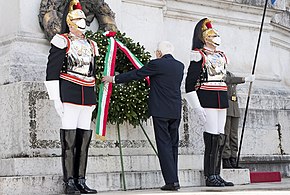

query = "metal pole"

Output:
[[117, 123, 126, 190], [236, 0, 269, 167], [139, 121, 158, 156]]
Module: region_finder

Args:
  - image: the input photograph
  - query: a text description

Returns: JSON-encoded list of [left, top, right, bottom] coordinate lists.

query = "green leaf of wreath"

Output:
[[86, 31, 151, 127]]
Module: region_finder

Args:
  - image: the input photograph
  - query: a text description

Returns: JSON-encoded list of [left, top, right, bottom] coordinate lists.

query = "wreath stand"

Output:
[[91, 31, 156, 191], [116, 121, 158, 190]]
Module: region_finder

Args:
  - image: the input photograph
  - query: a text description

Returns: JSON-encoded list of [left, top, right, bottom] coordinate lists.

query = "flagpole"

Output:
[[236, 0, 269, 167]]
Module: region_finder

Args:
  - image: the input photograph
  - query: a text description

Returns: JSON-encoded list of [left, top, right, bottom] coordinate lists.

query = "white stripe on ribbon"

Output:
[[95, 32, 150, 139], [96, 37, 116, 138]]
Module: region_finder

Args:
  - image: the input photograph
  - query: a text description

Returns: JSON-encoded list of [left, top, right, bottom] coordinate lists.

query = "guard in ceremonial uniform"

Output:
[[223, 71, 254, 168], [185, 18, 234, 187], [44, 0, 98, 194]]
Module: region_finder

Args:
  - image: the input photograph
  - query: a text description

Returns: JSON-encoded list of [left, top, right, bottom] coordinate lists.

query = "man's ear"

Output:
[[156, 50, 162, 58]]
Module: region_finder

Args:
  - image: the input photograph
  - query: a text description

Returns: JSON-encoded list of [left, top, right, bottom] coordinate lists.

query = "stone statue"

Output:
[[39, 0, 118, 41]]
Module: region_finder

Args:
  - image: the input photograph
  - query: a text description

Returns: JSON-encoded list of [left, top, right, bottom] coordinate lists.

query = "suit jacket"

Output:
[[115, 54, 184, 119], [225, 71, 245, 117]]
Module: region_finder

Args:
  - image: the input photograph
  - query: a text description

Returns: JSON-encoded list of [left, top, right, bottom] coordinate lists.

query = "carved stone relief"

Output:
[[39, 0, 118, 41]]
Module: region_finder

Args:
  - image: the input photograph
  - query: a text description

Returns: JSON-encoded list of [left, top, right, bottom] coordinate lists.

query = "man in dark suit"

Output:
[[102, 41, 184, 191]]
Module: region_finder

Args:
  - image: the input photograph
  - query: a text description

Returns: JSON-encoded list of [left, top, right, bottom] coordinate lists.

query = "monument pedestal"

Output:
[[0, 155, 250, 194]]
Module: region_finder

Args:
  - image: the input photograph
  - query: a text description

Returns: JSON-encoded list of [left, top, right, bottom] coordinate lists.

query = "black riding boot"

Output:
[[230, 157, 242, 168], [203, 132, 224, 187], [74, 128, 98, 194], [215, 134, 234, 186], [222, 158, 233, 168], [60, 129, 80, 194]]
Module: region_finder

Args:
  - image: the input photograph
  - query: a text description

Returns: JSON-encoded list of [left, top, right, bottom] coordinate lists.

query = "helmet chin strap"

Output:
[[77, 28, 86, 34], [69, 26, 85, 38]]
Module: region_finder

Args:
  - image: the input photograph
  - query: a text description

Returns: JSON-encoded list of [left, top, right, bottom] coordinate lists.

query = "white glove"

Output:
[[244, 75, 255, 82], [185, 91, 206, 124], [44, 80, 64, 117], [44, 80, 61, 100], [194, 106, 206, 125], [54, 99, 64, 118]]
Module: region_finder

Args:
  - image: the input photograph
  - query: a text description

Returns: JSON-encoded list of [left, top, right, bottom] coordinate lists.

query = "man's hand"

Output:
[[102, 76, 113, 83]]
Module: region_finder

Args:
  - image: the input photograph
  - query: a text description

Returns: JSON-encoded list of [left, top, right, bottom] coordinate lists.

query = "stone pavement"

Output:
[[97, 178, 290, 195]]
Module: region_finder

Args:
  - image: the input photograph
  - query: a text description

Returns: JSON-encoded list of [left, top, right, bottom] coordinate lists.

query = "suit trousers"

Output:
[[223, 116, 239, 159], [152, 116, 180, 184]]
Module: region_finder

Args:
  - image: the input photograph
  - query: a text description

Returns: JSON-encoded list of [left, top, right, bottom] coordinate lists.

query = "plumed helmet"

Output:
[[201, 19, 220, 46], [192, 18, 221, 49], [66, 0, 86, 29]]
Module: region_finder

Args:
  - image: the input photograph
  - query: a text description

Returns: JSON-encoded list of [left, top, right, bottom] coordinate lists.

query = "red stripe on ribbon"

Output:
[[117, 42, 150, 84], [102, 40, 117, 136]]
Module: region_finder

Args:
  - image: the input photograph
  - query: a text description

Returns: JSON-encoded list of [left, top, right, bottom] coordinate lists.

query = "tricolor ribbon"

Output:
[[95, 31, 149, 140]]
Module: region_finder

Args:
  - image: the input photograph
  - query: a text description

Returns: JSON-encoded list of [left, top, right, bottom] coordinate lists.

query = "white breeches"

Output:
[[61, 103, 95, 130], [204, 108, 227, 135]]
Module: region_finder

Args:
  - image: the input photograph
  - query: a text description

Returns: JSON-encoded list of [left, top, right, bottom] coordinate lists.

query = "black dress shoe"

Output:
[[215, 175, 234, 186], [75, 178, 98, 194], [160, 182, 180, 191], [205, 175, 225, 187], [174, 182, 180, 189]]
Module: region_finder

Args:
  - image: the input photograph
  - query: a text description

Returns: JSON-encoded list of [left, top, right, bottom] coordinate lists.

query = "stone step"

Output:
[[0, 169, 250, 195], [0, 155, 203, 176]]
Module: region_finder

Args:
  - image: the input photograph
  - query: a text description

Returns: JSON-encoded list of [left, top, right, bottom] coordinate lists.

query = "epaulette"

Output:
[[88, 39, 99, 56], [190, 50, 202, 62], [50, 34, 69, 49], [216, 50, 229, 64]]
